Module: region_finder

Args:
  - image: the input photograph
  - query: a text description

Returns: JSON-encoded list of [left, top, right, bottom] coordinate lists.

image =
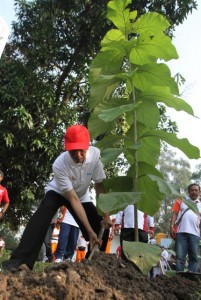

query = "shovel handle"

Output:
[[88, 223, 105, 260]]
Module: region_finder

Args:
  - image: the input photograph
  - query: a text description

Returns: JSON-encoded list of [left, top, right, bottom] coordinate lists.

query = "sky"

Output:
[[1, 0, 201, 171]]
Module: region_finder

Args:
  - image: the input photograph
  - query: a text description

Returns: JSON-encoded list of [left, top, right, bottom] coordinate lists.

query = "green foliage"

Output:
[[0, 249, 12, 268], [191, 164, 201, 185], [0, 226, 20, 250], [0, 58, 67, 229], [0, 0, 198, 230], [88, 0, 200, 218], [123, 241, 162, 275]]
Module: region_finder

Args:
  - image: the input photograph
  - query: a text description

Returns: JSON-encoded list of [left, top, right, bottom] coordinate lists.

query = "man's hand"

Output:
[[88, 230, 101, 251], [101, 214, 112, 229], [149, 229, 154, 238], [170, 225, 177, 239]]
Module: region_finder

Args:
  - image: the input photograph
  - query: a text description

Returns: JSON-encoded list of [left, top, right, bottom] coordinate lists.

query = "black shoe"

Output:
[[2, 259, 22, 272]]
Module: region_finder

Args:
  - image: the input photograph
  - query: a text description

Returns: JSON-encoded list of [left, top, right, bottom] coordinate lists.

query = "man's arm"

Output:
[[95, 182, 112, 229], [170, 211, 178, 237], [65, 189, 100, 248]]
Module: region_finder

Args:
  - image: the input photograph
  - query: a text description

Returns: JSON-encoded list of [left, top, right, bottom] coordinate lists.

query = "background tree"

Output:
[[155, 150, 192, 233], [0, 226, 19, 251], [0, 0, 198, 230], [191, 164, 201, 185]]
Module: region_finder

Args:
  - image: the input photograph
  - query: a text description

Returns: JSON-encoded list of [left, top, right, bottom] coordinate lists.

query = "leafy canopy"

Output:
[[88, 0, 200, 217]]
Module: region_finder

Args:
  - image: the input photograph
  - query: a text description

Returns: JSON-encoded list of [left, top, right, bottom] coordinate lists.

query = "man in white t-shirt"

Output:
[[3, 125, 111, 271], [170, 183, 201, 273], [115, 205, 155, 260]]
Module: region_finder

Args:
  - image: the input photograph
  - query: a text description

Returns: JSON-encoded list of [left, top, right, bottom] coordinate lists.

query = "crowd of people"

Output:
[[0, 125, 201, 276]]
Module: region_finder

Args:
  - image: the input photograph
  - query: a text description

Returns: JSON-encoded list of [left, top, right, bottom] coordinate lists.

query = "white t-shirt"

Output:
[[176, 197, 201, 237], [62, 210, 79, 227], [45, 146, 106, 203], [77, 236, 88, 249], [115, 205, 154, 231], [51, 227, 60, 244], [161, 249, 169, 269]]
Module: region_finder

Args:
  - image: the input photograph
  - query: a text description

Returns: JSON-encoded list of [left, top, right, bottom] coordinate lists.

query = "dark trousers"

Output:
[[120, 228, 148, 260], [44, 223, 55, 261], [12, 190, 109, 269]]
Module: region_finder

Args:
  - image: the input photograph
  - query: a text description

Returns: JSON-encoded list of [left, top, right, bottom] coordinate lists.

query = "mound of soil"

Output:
[[0, 252, 200, 300]]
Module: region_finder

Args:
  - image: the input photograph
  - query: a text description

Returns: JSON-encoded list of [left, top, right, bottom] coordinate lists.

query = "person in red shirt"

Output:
[[0, 170, 10, 220]]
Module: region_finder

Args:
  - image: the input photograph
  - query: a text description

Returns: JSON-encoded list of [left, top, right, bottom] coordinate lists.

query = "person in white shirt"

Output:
[[76, 235, 88, 262], [170, 183, 201, 273], [54, 207, 79, 262], [115, 205, 155, 260], [3, 125, 111, 271]]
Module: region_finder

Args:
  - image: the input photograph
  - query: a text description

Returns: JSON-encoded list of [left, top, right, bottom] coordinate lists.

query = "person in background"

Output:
[[170, 183, 201, 273], [105, 217, 115, 254], [114, 205, 155, 260], [116, 245, 122, 258], [50, 221, 61, 258], [160, 246, 169, 271], [0, 170, 10, 221], [151, 246, 169, 277], [54, 207, 79, 262], [3, 125, 111, 271], [43, 210, 60, 262], [76, 235, 88, 262]]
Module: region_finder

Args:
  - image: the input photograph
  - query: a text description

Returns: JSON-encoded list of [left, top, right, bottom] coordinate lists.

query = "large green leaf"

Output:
[[88, 114, 115, 139], [139, 86, 194, 115], [136, 100, 159, 129], [142, 130, 200, 159], [88, 97, 130, 138], [129, 12, 177, 64], [181, 196, 199, 214], [125, 132, 161, 166], [97, 192, 142, 215], [101, 148, 123, 164], [147, 174, 179, 195], [99, 103, 137, 122], [138, 161, 163, 177], [93, 97, 128, 114], [138, 174, 164, 215], [89, 51, 124, 109], [101, 29, 125, 46], [134, 12, 170, 35], [132, 63, 179, 94], [130, 33, 178, 65], [107, 0, 132, 36], [95, 134, 123, 149], [123, 241, 162, 275], [103, 176, 133, 192], [101, 35, 136, 55]]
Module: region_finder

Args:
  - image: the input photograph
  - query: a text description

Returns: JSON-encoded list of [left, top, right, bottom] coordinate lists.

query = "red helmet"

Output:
[[64, 125, 90, 150]]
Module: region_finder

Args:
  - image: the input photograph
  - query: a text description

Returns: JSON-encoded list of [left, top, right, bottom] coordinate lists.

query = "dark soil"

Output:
[[0, 252, 200, 300]]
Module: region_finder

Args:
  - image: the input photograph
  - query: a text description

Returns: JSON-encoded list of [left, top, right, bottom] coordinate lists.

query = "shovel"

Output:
[[88, 223, 105, 260]]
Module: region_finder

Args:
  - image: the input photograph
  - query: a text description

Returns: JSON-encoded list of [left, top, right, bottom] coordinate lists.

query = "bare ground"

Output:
[[0, 252, 200, 300]]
